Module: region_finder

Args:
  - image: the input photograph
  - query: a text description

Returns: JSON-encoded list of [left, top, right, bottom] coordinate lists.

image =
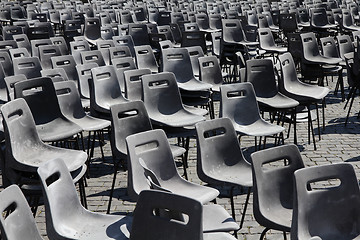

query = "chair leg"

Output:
[[345, 91, 357, 126], [308, 106, 317, 150], [240, 187, 251, 229], [260, 227, 271, 240], [315, 104, 321, 140], [230, 186, 236, 222], [107, 159, 120, 214], [79, 178, 87, 209]]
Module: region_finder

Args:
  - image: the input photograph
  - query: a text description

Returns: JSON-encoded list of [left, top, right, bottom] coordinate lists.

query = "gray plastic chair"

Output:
[[51, 55, 78, 82], [142, 72, 205, 127], [12, 34, 31, 53], [198, 55, 223, 92], [84, 17, 103, 46], [109, 45, 132, 62], [37, 158, 132, 240], [13, 56, 42, 79], [250, 144, 305, 240], [80, 50, 106, 66], [195, 118, 252, 229], [113, 35, 136, 58], [131, 190, 237, 240], [107, 101, 186, 213], [111, 56, 137, 93], [9, 47, 30, 60], [126, 129, 240, 234], [123, 68, 152, 101], [291, 163, 360, 240], [258, 28, 287, 60], [38, 45, 61, 70], [30, 39, 52, 58], [50, 36, 69, 55], [0, 185, 43, 240], [279, 52, 330, 150], [220, 82, 285, 149], [90, 65, 128, 116], [341, 9, 360, 31], [76, 62, 98, 100], [41, 68, 69, 83], [4, 74, 27, 101], [161, 47, 212, 92], [70, 40, 91, 65], [186, 46, 204, 78], [14, 77, 83, 142], [134, 45, 159, 73]]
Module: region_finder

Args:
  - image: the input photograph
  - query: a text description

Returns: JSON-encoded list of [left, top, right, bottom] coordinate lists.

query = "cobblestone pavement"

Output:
[[3, 76, 360, 240]]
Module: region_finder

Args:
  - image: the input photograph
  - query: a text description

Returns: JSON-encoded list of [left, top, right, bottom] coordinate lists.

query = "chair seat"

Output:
[[68, 115, 111, 132], [257, 93, 299, 109], [169, 144, 186, 158], [149, 109, 205, 127], [285, 84, 329, 103], [298, 22, 310, 28], [262, 46, 287, 53], [203, 204, 240, 232], [161, 178, 219, 204], [37, 117, 83, 142], [304, 55, 342, 65], [94, 97, 129, 114], [184, 105, 208, 116], [312, 23, 337, 29], [344, 25, 360, 31], [177, 79, 213, 91], [234, 118, 285, 137]]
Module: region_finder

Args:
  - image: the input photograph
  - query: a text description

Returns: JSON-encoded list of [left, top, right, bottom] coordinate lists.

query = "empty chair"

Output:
[[131, 190, 237, 240], [41, 68, 69, 82], [9, 47, 30, 59], [258, 28, 287, 60], [113, 35, 136, 58], [250, 144, 305, 240], [2, 25, 23, 40], [13, 57, 42, 79], [220, 82, 285, 147], [80, 50, 106, 66], [38, 45, 61, 69], [109, 46, 132, 62], [107, 100, 186, 213], [51, 55, 78, 82], [124, 68, 152, 100], [84, 17, 102, 45], [76, 62, 98, 101], [0, 185, 43, 240], [198, 55, 223, 93], [186, 46, 204, 78], [291, 163, 360, 240], [128, 23, 150, 46], [37, 158, 132, 240], [70, 40, 90, 65], [4, 74, 27, 101], [90, 65, 128, 116], [196, 118, 252, 228], [50, 36, 69, 55], [341, 9, 360, 31], [337, 34, 354, 61], [112, 56, 137, 93], [12, 34, 31, 53], [142, 72, 205, 127], [0, 51, 14, 76], [134, 45, 158, 73], [195, 13, 220, 33], [31, 39, 52, 58], [13, 77, 83, 142], [119, 9, 133, 24], [310, 8, 337, 35], [161, 48, 212, 92]]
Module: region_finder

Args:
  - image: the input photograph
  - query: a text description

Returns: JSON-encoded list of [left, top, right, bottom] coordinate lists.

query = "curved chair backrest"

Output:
[[246, 58, 278, 98], [37, 158, 84, 240], [337, 34, 354, 60], [109, 45, 132, 62], [319, 36, 339, 58], [161, 48, 195, 84], [198, 55, 223, 89], [51, 55, 78, 81], [209, 13, 222, 30], [112, 56, 137, 92], [126, 129, 180, 201], [76, 62, 98, 99], [110, 100, 152, 158], [124, 68, 152, 101], [12, 34, 31, 53], [0, 185, 43, 240], [131, 190, 203, 240], [220, 82, 262, 125], [195, 117, 249, 183], [292, 163, 360, 240], [342, 8, 354, 27], [70, 40, 90, 65], [30, 39, 52, 58], [9, 47, 30, 59], [278, 52, 302, 91], [38, 45, 61, 70], [84, 17, 101, 42], [128, 23, 150, 46], [195, 12, 211, 30], [186, 46, 204, 77], [310, 8, 329, 27], [50, 36, 69, 55], [119, 9, 134, 24], [134, 45, 158, 73], [41, 68, 69, 82], [4, 74, 27, 101], [90, 65, 127, 112], [257, 13, 270, 28], [0, 51, 13, 77], [13, 57, 42, 79], [141, 72, 184, 120], [300, 32, 321, 61], [222, 19, 247, 44], [80, 50, 106, 66], [113, 35, 136, 57], [250, 144, 305, 229], [1, 98, 43, 172], [258, 28, 276, 49]]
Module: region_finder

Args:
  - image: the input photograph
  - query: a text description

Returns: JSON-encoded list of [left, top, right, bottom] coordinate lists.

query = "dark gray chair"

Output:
[[291, 163, 360, 240], [250, 144, 305, 240]]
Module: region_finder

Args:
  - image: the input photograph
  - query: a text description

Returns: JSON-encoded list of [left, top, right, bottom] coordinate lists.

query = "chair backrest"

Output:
[[50, 37, 69, 55], [111, 56, 137, 92], [287, 33, 303, 62], [38, 45, 61, 70], [131, 190, 203, 240], [342, 8, 354, 27], [124, 68, 152, 100], [113, 35, 136, 57], [90, 65, 127, 112], [31, 39, 52, 58], [134, 45, 158, 73], [181, 31, 206, 52], [70, 40, 90, 65], [186, 46, 204, 77], [161, 47, 196, 84], [198, 55, 223, 89], [0, 185, 43, 240], [257, 13, 270, 28], [220, 82, 262, 125], [246, 58, 278, 98], [110, 100, 152, 158], [119, 9, 134, 24], [84, 17, 101, 42], [195, 13, 210, 30], [258, 28, 276, 49], [13, 57, 42, 79], [320, 36, 339, 58], [37, 158, 84, 240], [76, 63, 98, 99], [209, 13, 222, 30], [250, 144, 305, 229], [4, 74, 27, 101], [41, 68, 69, 82], [128, 23, 150, 46], [9, 47, 30, 60], [279, 13, 298, 33], [300, 32, 321, 61], [222, 19, 247, 44], [51, 55, 78, 81], [2, 25, 23, 40], [80, 50, 106, 66], [12, 34, 31, 53], [141, 72, 184, 119], [195, 117, 249, 183], [291, 163, 360, 240], [109, 46, 132, 62], [310, 7, 329, 27], [0, 51, 14, 76], [126, 129, 180, 200], [278, 52, 302, 92], [211, 31, 221, 56], [337, 34, 354, 60]]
